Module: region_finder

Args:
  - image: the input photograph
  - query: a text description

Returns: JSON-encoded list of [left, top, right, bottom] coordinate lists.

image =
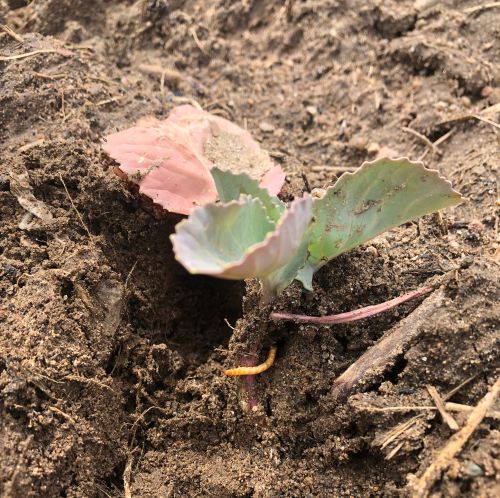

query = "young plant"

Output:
[[171, 158, 464, 301]]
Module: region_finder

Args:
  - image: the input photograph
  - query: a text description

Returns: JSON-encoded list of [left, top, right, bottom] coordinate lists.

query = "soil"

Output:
[[1, 1, 499, 497]]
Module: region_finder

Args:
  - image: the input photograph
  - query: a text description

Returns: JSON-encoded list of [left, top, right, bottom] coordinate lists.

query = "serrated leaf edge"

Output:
[[171, 196, 312, 278], [318, 157, 466, 203], [211, 167, 285, 220]]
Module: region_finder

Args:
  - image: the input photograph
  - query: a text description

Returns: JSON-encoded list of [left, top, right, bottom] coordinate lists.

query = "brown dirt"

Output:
[[1, 1, 499, 497]]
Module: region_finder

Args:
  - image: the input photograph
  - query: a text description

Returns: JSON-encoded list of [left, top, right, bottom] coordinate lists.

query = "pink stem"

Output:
[[270, 286, 432, 325], [240, 353, 260, 412]]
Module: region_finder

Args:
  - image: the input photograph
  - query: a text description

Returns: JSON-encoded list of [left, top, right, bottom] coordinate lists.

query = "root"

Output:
[[271, 286, 432, 325]]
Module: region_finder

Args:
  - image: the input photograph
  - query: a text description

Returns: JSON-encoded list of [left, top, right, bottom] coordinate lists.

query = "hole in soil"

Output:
[[160, 275, 244, 364], [304, 392, 316, 407], [100, 464, 123, 498], [6, 405, 30, 425], [383, 354, 408, 384], [428, 127, 452, 143], [334, 333, 349, 355], [265, 395, 273, 417], [105, 344, 121, 375], [60, 278, 75, 302], [0, 175, 9, 191], [346, 447, 402, 482], [177, 391, 201, 403], [460, 480, 473, 494], [27, 231, 48, 247]]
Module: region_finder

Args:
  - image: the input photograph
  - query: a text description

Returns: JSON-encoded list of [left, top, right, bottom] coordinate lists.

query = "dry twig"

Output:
[[419, 129, 455, 160], [58, 173, 94, 244], [439, 112, 500, 132], [18, 138, 45, 152], [327, 288, 443, 402], [432, 129, 455, 147], [357, 402, 500, 420], [123, 451, 134, 498], [0, 24, 24, 43], [31, 71, 66, 80], [402, 126, 441, 156], [63, 374, 116, 394], [124, 261, 138, 290], [190, 27, 207, 55], [0, 48, 70, 61], [48, 405, 77, 425], [410, 377, 500, 498], [444, 375, 477, 400], [171, 95, 203, 110], [138, 63, 185, 86], [464, 2, 500, 14], [94, 95, 124, 107], [310, 165, 357, 173], [369, 375, 481, 459], [377, 415, 425, 450], [426, 386, 459, 431]]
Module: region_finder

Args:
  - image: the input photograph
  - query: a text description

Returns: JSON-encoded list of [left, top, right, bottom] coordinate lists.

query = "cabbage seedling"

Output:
[[171, 157, 464, 302]]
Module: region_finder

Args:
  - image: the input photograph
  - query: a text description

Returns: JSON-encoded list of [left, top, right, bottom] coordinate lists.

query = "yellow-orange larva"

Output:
[[223, 345, 277, 376]]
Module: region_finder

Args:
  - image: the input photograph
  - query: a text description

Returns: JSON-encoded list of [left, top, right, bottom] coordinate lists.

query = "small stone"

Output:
[[468, 219, 484, 232], [365, 246, 378, 257], [461, 96, 471, 108], [414, 0, 436, 10], [259, 121, 275, 133], [306, 105, 318, 116], [462, 461, 484, 477], [349, 136, 367, 150], [482, 86, 500, 104], [481, 86, 494, 97], [376, 146, 400, 159]]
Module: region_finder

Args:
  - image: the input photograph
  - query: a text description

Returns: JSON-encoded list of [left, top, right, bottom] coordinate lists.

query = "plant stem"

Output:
[[270, 286, 432, 324], [239, 352, 260, 412]]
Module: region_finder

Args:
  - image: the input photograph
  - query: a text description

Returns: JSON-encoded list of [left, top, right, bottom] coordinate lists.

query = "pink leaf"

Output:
[[259, 166, 286, 196], [103, 105, 285, 214]]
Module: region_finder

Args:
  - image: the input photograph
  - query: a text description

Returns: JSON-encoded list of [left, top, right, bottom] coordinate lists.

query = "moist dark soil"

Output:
[[1, 1, 499, 497]]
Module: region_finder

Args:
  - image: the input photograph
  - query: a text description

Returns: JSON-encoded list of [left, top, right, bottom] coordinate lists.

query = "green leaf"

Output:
[[263, 230, 311, 299], [307, 158, 464, 268], [211, 167, 285, 222], [295, 261, 315, 291], [171, 196, 312, 287], [171, 197, 274, 276]]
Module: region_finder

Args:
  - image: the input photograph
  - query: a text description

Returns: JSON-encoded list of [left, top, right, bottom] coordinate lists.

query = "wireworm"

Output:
[[224, 345, 277, 376]]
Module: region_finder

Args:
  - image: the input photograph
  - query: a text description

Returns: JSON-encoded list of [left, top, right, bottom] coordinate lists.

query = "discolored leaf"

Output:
[[103, 105, 285, 215]]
